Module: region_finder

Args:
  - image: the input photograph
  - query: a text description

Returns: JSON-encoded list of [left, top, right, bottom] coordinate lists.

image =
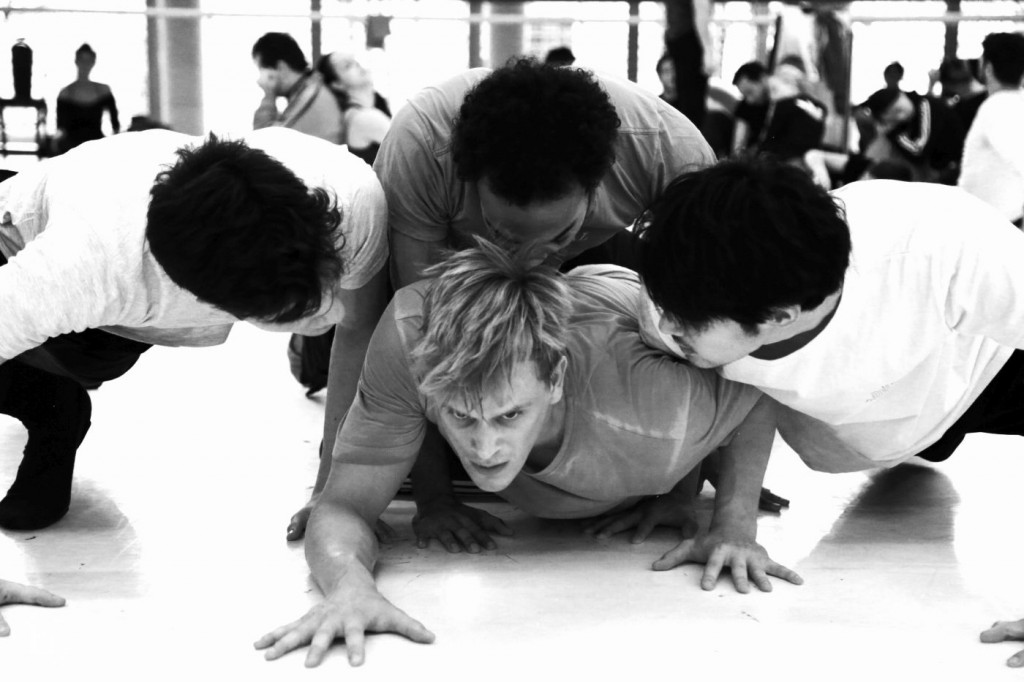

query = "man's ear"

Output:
[[767, 305, 801, 329], [548, 355, 568, 403]]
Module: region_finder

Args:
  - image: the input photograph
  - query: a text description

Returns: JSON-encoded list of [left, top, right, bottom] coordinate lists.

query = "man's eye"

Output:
[[500, 410, 522, 422], [450, 409, 470, 421], [672, 335, 695, 353]]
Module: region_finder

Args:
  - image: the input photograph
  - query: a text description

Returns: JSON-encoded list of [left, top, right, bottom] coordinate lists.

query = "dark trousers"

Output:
[[917, 348, 1024, 462], [0, 250, 151, 462]]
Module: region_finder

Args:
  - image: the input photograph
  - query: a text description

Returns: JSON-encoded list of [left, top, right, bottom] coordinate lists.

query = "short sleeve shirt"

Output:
[[337, 266, 762, 518], [373, 68, 715, 260]]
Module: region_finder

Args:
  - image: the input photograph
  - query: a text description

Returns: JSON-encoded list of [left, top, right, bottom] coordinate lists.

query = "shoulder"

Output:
[[565, 265, 642, 319], [390, 69, 488, 144], [246, 127, 377, 189], [595, 70, 696, 133], [835, 180, 1010, 260], [388, 280, 431, 353], [592, 70, 714, 171], [568, 308, 737, 439]]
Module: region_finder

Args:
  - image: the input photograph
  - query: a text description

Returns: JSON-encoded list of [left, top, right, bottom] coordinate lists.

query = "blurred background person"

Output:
[[53, 43, 119, 155], [251, 32, 343, 145], [959, 32, 1024, 228], [543, 45, 576, 67], [858, 81, 965, 184], [936, 57, 988, 133], [731, 61, 769, 155], [883, 60, 904, 90], [316, 51, 391, 166]]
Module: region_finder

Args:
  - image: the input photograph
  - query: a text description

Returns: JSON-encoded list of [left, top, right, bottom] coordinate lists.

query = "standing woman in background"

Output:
[[54, 44, 120, 155]]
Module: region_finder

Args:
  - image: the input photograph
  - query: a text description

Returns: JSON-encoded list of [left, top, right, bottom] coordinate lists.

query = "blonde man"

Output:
[[255, 241, 799, 667]]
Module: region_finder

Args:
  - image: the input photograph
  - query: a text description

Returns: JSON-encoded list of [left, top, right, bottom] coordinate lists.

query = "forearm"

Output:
[[709, 396, 777, 536], [253, 94, 279, 129], [306, 501, 380, 596], [732, 121, 749, 155], [318, 325, 374, 492]]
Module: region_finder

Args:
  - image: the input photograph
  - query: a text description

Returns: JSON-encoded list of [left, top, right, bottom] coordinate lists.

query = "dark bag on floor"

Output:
[[287, 328, 335, 396]]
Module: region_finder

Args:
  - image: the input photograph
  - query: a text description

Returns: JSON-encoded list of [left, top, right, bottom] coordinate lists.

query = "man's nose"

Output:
[[469, 428, 500, 462]]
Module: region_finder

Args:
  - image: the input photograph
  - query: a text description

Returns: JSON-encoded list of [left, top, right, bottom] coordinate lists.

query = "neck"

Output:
[[526, 399, 566, 471], [751, 288, 843, 361], [988, 80, 1022, 95], [347, 85, 376, 107]]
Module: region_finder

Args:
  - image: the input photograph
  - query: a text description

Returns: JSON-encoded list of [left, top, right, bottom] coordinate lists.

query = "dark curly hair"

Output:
[[451, 57, 620, 205], [146, 135, 344, 324], [637, 156, 850, 333]]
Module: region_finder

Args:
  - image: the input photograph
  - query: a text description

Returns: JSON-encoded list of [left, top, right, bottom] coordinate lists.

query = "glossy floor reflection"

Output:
[[1, 323, 1022, 680]]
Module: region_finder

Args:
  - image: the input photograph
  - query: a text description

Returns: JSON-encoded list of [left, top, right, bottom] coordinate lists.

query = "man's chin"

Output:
[[465, 470, 512, 493]]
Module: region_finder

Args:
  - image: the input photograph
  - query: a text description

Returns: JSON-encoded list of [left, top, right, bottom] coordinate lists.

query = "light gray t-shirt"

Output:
[[372, 68, 714, 260], [0, 127, 387, 360], [336, 266, 762, 518]]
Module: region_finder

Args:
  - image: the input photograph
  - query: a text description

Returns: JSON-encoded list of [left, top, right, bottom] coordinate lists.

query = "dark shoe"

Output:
[[0, 363, 92, 530]]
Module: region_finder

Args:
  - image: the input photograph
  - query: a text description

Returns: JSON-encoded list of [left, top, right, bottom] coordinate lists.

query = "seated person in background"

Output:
[[256, 241, 801, 668], [636, 156, 1024, 671], [252, 32, 344, 145], [958, 31, 1024, 228], [316, 51, 392, 165], [0, 127, 387, 634], [756, 63, 827, 166], [54, 43, 119, 155], [803, 148, 914, 189], [731, 61, 770, 155], [858, 85, 965, 183], [935, 57, 988, 132], [543, 45, 576, 67]]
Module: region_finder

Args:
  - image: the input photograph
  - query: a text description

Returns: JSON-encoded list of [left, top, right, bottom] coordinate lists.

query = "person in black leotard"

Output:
[[54, 44, 119, 155]]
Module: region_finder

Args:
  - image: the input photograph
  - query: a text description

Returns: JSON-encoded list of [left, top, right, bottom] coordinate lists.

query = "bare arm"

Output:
[[253, 92, 279, 130], [732, 119, 750, 155], [652, 396, 802, 592], [257, 456, 433, 667], [258, 300, 436, 666], [287, 267, 389, 540], [318, 267, 389, 491], [390, 230, 447, 290]]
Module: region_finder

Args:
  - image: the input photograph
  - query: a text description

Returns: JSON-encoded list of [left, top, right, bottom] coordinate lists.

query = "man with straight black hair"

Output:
[[0, 126, 387, 635], [636, 155, 1024, 670]]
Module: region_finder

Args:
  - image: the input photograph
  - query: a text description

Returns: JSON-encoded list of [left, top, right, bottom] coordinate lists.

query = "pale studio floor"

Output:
[[2, 324, 1024, 681]]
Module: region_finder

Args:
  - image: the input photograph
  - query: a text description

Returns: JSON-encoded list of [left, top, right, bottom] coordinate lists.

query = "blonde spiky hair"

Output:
[[412, 238, 573, 408]]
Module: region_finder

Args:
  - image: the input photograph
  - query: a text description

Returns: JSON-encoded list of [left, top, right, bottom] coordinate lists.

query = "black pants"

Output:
[[0, 249, 151, 451], [917, 349, 1024, 462]]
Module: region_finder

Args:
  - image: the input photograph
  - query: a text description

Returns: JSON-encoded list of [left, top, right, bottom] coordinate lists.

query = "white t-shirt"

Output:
[[958, 89, 1024, 223], [0, 128, 387, 360], [642, 180, 1024, 471]]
